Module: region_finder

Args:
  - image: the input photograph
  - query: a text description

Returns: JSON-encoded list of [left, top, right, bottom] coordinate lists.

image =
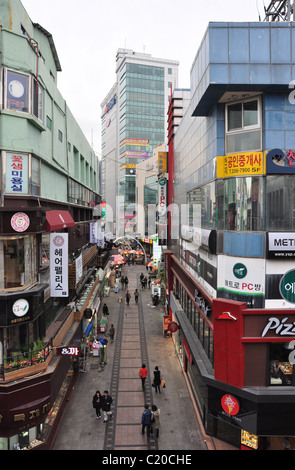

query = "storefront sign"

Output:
[[266, 148, 295, 174], [158, 177, 167, 217], [12, 299, 29, 318], [217, 151, 264, 178], [6, 153, 29, 194], [261, 316, 295, 337], [158, 152, 167, 173], [217, 256, 264, 299], [11, 212, 30, 232], [221, 394, 240, 416], [56, 347, 81, 356], [50, 233, 68, 297], [280, 270, 295, 303], [267, 233, 295, 258], [90, 221, 98, 243]]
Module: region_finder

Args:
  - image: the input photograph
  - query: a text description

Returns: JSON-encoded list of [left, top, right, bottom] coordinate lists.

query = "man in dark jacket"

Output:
[[141, 404, 151, 436], [102, 390, 113, 422], [153, 366, 161, 393]]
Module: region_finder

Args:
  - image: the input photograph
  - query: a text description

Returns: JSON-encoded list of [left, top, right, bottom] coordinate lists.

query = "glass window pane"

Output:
[[226, 129, 261, 153], [227, 103, 242, 130], [244, 100, 258, 127]]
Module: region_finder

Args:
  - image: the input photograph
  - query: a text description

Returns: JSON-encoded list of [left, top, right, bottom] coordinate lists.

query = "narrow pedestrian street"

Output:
[[53, 264, 205, 451]]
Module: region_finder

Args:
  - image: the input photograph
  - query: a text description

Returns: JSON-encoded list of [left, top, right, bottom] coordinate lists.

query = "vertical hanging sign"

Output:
[[50, 233, 69, 297]]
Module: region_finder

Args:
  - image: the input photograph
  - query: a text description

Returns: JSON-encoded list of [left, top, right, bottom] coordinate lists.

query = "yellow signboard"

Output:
[[217, 151, 265, 178], [158, 152, 167, 173]]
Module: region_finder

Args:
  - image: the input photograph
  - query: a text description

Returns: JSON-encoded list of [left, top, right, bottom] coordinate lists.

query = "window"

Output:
[[6, 70, 29, 113], [32, 78, 44, 123], [0, 236, 36, 290], [58, 130, 63, 142], [225, 97, 261, 153], [31, 156, 40, 196], [46, 116, 52, 130], [5, 69, 44, 123]]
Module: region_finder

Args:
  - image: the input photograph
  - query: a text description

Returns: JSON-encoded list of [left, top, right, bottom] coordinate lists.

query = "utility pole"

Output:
[[263, 0, 294, 21]]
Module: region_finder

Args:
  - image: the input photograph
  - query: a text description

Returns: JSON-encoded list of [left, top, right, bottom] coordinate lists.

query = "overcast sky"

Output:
[[21, 0, 265, 156]]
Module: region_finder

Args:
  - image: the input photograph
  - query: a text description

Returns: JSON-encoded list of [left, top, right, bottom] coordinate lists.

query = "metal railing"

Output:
[[0, 344, 52, 379]]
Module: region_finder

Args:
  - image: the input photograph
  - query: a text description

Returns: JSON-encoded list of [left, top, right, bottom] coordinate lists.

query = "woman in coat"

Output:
[[153, 366, 161, 393], [151, 405, 160, 437], [92, 390, 102, 419]]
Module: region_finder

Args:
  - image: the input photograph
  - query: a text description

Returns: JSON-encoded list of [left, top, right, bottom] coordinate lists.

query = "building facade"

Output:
[[0, 0, 101, 450], [166, 21, 295, 450], [101, 49, 178, 237]]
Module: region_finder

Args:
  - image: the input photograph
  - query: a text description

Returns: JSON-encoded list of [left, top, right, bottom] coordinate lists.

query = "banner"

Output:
[[50, 233, 68, 297], [75, 253, 83, 284]]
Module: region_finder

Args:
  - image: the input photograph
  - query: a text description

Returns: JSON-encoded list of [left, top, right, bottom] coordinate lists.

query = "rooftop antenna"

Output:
[[263, 0, 294, 21]]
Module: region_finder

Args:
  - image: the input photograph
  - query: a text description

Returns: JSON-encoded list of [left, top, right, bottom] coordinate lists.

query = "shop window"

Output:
[[225, 97, 261, 154], [268, 343, 295, 386], [0, 235, 36, 290], [224, 176, 264, 231], [266, 175, 295, 231]]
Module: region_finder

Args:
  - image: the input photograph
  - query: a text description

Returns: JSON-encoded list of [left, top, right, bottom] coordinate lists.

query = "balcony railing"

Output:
[[0, 344, 52, 379]]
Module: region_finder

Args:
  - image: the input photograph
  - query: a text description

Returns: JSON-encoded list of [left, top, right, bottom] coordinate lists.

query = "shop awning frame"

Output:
[[45, 210, 75, 232]]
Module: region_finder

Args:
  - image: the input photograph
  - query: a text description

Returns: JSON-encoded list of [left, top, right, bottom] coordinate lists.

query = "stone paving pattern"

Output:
[[53, 264, 235, 451]]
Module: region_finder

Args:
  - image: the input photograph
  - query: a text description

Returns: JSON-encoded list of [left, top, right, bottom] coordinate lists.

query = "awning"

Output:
[[45, 210, 75, 231]]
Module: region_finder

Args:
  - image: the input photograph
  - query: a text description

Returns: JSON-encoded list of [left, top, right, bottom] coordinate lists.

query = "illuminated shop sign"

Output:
[[221, 394, 240, 416], [217, 151, 264, 178], [267, 232, 295, 258], [266, 148, 295, 174]]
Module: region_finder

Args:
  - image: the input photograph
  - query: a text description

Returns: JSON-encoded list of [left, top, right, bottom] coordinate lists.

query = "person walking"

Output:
[[101, 390, 113, 422], [153, 366, 161, 394], [139, 363, 148, 390], [126, 290, 131, 306], [109, 324, 115, 343], [121, 276, 125, 289], [102, 303, 109, 316], [134, 289, 139, 303], [141, 404, 151, 436], [150, 405, 160, 438], [124, 276, 129, 289], [92, 390, 102, 419], [148, 276, 151, 289]]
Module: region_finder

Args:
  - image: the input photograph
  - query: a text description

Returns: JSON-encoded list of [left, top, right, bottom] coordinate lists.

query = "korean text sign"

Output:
[[6, 153, 29, 194], [50, 233, 68, 297]]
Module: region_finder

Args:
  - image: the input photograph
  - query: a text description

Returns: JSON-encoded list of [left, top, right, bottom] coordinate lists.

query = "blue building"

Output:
[[167, 22, 295, 450]]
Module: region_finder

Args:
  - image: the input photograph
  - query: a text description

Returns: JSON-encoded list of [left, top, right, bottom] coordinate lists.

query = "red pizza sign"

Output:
[[221, 394, 240, 416]]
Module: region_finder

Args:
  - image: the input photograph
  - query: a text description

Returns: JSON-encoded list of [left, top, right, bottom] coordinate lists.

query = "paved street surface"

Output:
[[53, 264, 207, 452]]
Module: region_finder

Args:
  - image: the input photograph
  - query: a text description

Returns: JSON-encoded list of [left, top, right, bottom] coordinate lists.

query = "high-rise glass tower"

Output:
[[101, 49, 178, 236]]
